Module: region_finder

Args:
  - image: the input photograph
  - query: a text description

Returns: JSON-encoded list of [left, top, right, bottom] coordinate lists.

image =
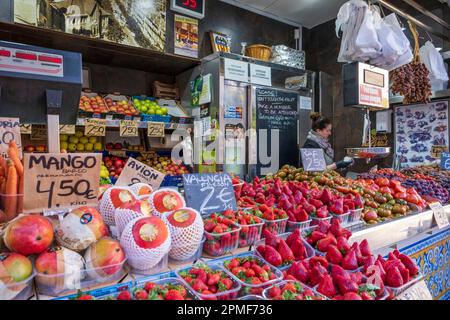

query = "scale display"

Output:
[[171, 0, 205, 19]]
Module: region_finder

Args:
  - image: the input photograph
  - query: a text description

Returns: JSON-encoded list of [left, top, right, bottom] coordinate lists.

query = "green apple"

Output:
[[61, 141, 68, 150], [149, 108, 156, 115], [85, 143, 94, 151], [141, 106, 148, 113], [69, 136, 79, 144], [79, 137, 89, 144], [76, 143, 85, 151], [68, 143, 77, 152], [60, 134, 68, 142], [88, 136, 97, 144], [155, 110, 163, 115], [161, 107, 168, 115], [94, 142, 103, 151], [75, 131, 84, 138]]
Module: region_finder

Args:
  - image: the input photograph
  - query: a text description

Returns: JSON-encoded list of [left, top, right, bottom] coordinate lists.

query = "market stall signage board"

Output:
[[23, 153, 101, 213], [0, 117, 22, 159], [84, 118, 106, 137], [395, 280, 433, 300], [115, 158, 165, 189], [59, 124, 75, 135], [300, 148, 326, 172], [147, 121, 165, 137], [428, 202, 449, 229], [120, 120, 138, 137], [250, 64, 271, 86], [224, 58, 249, 83], [182, 173, 237, 216], [440, 152, 450, 170]]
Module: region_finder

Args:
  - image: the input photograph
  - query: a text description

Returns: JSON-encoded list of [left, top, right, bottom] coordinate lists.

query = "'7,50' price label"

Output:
[[85, 119, 106, 136]]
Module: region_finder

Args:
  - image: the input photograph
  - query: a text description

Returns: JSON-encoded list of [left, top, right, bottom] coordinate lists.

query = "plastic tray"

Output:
[[221, 253, 283, 297], [131, 253, 169, 276], [237, 220, 264, 248], [262, 280, 327, 300], [175, 261, 241, 300], [0, 271, 35, 300], [203, 223, 241, 257], [349, 208, 363, 222], [79, 91, 110, 114], [238, 294, 265, 300], [169, 236, 205, 263], [103, 93, 139, 118], [254, 232, 315, 270], [133, 277, 200, 300], [52, 281, 134, 300], [261, 217, 288, 235], [287, 219, 312, 232], [330, 212, 352, 225], [311, 215, 332, 226], [35, 260, 128, 297], [386, 273, 423, 297]]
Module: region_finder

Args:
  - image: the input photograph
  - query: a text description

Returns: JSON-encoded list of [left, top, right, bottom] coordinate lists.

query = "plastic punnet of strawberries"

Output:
[[222, 209, 264, 247], [177, 263, 238, 300], [203, 214, 240, 256], [131, 281, 194, 300], [223, 255, 281, 296], [265, 281, 325, 300], [254, 204, 288, 235]]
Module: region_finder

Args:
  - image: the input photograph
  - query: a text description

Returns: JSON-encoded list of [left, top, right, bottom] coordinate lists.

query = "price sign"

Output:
[[20, 123, 32, 134], [440, 152, 450, 170], [23, 153, 101, 212], [147, 121, 165, 137], [395, 280, 433, 300], [182, 173, 237, 216], [429, 202, 449, 229], [31, 125, 48, 140], [300, 148, 326, 172], [120, 120, 138, 137], [0, 117, 23, 159], [115, 158, 165, 189], [59, 124, 76, 135], [84, 118, 106, 136]]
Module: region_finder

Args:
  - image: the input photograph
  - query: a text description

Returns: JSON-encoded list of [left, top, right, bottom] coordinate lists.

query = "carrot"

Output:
[[4, 160, 18, 221], [8, 141, 23, 178], [0, 155, 6, 178], [0, 177, 5, 194]]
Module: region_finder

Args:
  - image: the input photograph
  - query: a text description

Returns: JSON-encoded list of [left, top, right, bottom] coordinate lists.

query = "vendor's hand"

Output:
[[336, 157, 354, 169]]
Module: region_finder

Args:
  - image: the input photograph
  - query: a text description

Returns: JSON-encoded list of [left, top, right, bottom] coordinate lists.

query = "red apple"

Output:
[[131, 217, 169, 249]]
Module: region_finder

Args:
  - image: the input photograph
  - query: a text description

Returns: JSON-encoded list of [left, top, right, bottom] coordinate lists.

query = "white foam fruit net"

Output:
[[130, 183, 153, 197], [163, 208, 204, 260], [114, 207, 147, 238], [148, 188, 186, 217], [99, 186, 135, 226], [119, 217, 171, 271]]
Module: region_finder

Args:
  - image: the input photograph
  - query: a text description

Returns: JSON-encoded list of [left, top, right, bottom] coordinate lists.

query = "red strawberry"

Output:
[[335, 275, 358, 295], [340, 228, 352, 239], [400, 267, 410, 284], [386, 266, 404, 288], [285, 274, 298, 282], [277, 239, 295, 263], [359, 239, 372, 257], [165, 289, 184, 300], [264, 245, 283, 267], [219, 278, 233, 291], [309, 256, 329, 268], [331, 264, 351, 281], [317, 275, 337, 298], [291, 239, 307, 260], [256, 245, 266, 257], [398, 254, 419, 276], [341, 249, 358, 270], [287, 261, 310, 283], [192, 279, 209, 292], [374, 260, 387, 282], [134, 289, 148, 300], [268, 286, 281, 298], [316, 220, 331, 234], [208, 285, 217, 294], [295, 208, 309, 222], [207, 273, 220, 286], [264, 229, 279, 247], [144, 282, 157, 293], [362, 255, 376, 273], [360, 291, 374, 300], [349, 272, 363, 285], [317, 236, 337, 252], [326, 245, 343, 265], [384, 259, 403, 272], [227, 258, 240, 270], [310, 231, 326, 245], [286, 229, 301, 247], [245, 269, 255, 278], [337, 236, 351, 254], [351, 242, 363, 265], [76, 294, 94, 300], [310, 264, 328, 286], [342, 292, 362, 300], [116, 291, 131, 300]]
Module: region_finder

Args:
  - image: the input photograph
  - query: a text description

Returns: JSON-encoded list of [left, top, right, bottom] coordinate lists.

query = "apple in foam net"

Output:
[[132, 216, 169, 249], [110, 188, 135, 208], [166, 208, 197, 228], [3, 215, 54, 255], [151, 189, 185, 215]]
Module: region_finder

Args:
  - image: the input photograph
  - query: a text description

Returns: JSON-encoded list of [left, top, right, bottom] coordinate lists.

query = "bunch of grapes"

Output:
[[402, 179, 450, 204]]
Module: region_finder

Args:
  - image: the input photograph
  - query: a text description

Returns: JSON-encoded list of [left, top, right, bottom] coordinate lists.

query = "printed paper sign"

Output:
[[23, 153, 101, 212], [429, 202, 449, 229], [250, 64, 271, 86], [300, 96, 312, 110], [0, 117, 23, 159], [115, 158, 165, 189], [224, 58, 249, 83]]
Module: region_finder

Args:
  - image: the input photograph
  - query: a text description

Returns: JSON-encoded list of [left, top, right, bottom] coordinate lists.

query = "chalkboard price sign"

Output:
[[182, 173, 237, 216], [300, 148, 326, 172], [440, 152, 450, 170]]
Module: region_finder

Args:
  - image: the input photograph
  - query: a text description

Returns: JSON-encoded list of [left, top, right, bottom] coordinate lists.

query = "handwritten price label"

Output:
[[147, 121, 165, 137], [429, 202, 449, 229], [300, 148, 326, 172], [31, 125, 48, 140], [395, 280, 432, 300], [0, 117, 23, 160], [115, 158, 165, 189], [120, 120, 138, 137], [59, 124, 76, 135], [20, 123, 32, 134], [84, 118, 106, 136], [23, 153, 101, 212]]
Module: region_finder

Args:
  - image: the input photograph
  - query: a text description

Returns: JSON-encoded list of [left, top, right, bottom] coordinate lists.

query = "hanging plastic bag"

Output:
[[420, 41, 449, 90], [370, 10, 398, 67], [353, 4, 382, 62], [383, 14, 413, 71]]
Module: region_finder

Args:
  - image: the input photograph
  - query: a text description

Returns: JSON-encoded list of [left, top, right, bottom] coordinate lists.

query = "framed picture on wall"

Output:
[[209, 31, 231, 53]]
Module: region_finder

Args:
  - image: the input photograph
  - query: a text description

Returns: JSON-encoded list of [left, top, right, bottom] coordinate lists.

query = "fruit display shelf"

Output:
[[76, 117, 193, 130]]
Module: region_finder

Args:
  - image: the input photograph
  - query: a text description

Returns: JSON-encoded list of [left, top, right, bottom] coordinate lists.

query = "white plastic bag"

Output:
[[382, 14, 413, 71], [420, 41, 449, 81], [353, 5, 382, 61]]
